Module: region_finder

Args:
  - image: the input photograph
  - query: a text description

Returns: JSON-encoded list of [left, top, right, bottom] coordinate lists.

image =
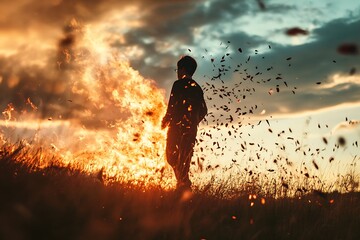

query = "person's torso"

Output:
[[170, 78, 203, 129]]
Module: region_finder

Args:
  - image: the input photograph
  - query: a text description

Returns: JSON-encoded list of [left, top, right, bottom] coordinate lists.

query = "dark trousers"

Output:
[[166, 126, 197, 187]]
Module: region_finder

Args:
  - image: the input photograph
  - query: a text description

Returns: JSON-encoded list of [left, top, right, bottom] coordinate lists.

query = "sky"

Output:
[[0, 0, 359, 116], [0, 0, 359, 187]]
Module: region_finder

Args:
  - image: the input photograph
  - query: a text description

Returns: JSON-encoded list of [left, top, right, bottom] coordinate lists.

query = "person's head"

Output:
[[177, 55, 197, 79]]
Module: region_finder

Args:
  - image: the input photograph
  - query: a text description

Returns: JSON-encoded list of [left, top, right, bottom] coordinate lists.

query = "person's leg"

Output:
[[166, 127, 183, 186], [165, 128, 179, 168], [177, 131, 196, 188]]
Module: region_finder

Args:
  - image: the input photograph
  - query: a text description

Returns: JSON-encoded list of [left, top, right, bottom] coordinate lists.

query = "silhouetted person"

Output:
[[162, 56, 207, 190]]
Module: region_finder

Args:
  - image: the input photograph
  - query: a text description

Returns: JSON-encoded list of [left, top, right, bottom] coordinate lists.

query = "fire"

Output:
[[0, 20, 175, 189], [26, 98, 38, 111], [2, 103, 15, 125]]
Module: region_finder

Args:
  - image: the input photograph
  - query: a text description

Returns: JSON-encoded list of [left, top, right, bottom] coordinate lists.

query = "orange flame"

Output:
[[2, 103, 15, 125], [1, 21, 176, 189]]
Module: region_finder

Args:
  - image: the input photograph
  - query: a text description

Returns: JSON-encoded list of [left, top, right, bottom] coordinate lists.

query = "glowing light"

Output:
[[0, 22, 175, 189], [249, 194, 257, 200], [321, 73, 360, 89], [26, 98, 38, 111], [2, 103, 15, 125], [7, 75, 20, 88]]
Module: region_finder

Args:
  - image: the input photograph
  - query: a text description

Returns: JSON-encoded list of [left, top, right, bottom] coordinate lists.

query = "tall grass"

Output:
[[0, 142, 359, 239]]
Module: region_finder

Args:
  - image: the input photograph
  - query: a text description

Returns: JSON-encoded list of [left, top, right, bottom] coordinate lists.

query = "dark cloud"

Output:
[[140, 0, 249, 35], [285, 27, 309, 36], [204, 17, 360, 116], [162, 16, 359, 124], [114, 0, 298, 89], [117, 0, 254, 86], [0, 0, 293, 91], [1, 0, 359, 126]]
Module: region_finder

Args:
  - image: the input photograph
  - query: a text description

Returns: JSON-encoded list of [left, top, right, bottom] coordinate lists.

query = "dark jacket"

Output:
[[162, 78, 207, 130]]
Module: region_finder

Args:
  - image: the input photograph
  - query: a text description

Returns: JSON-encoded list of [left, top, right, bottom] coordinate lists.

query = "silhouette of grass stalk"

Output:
[[0, 141, 359, 239]]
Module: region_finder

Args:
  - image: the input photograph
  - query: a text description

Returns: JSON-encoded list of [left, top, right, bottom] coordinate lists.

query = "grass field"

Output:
[[0, 143, 359, 240]]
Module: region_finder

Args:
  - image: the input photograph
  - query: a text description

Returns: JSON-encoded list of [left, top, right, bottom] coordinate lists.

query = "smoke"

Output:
[[0, 18, 161, 128]]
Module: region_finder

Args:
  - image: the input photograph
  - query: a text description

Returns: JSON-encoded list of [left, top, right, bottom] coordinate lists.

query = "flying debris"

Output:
[[337, 43, 358, 55], [194, 40, 352, 193], [256, 0, 266, 10], [349, 67, 356, 75], [338, 136, 346, 147], [285, 27, 309, 36], [312, 160, 319, 170]]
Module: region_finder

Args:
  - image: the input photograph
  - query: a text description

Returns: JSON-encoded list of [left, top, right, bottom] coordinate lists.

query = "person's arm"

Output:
[[198, 93, 207, 123], [161, 83, 177, 129]]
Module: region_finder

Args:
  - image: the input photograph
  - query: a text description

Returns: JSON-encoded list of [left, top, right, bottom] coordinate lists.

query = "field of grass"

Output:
[[0, 143, 359, 240]]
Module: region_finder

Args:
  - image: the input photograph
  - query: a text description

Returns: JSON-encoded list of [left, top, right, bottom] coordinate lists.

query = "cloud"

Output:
[[332, 120, 360, 133], [320, 73, 360, 89], [0, 0, 296, 90], [1, 0, 360, 126], [209, 17, 360, 117], [116, 7, 360, 118], [160, 16, 360, 123], [115, 0, 252, 86]]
